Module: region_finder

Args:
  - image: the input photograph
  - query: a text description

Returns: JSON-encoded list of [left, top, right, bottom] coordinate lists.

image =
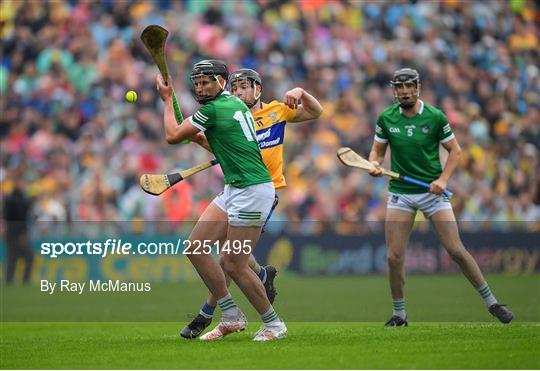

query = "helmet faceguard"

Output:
[[190, 60, 229, 104], [228, 68, 262, 108], [390, 68, 420, 109]]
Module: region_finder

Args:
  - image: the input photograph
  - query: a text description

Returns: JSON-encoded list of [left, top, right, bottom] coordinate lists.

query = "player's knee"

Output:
[[221, 258, 242, 278], [387, 250, 405, 267], [218, 255, 226, 269]]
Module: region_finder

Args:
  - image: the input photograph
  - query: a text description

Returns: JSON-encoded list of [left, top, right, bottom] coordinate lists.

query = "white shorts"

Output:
[[212, 182, 275, 227], [387, 192, 452, 218]]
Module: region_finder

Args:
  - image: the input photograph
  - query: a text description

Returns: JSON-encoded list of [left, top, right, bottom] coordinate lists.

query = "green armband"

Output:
[[172, 91, 189, 144]]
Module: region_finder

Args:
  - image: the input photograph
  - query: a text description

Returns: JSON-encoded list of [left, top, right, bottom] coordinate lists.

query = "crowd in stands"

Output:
[[1, 0, 538, 234]]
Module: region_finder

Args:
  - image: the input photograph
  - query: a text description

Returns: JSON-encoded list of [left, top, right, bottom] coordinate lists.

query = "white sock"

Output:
[[261, 306, 279, 325], [477, 284, 498, 307], [393, 298, 406, 319], [217, 293, 240, 319]]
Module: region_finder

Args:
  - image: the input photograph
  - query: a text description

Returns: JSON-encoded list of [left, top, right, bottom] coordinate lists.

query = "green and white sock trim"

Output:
[[217, 293, 238, 314], [477, 284, 497, 307], [392, 298, 406, 319], [261, 307, 279, 324]]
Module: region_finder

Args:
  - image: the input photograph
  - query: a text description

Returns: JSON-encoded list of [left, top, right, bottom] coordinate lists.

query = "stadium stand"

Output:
[[1, 0, 538, 233]]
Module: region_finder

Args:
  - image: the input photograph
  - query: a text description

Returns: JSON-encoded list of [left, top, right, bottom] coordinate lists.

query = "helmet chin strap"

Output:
[[250, 86, 261, 108], [254, 90, 261, 102], [244, 81, 261, 108], [215, 75, 226, 91]]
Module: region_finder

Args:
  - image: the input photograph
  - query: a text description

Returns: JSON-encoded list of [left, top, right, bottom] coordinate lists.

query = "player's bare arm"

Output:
[[284, 88, 323, 122], [430, 138, 462, 195], [368, 140, 387, 177], [156, 75, 200, 144], [190, 132, 213, 153]]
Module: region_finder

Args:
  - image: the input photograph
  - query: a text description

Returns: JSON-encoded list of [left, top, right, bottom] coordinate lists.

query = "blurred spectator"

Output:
[[2, 178, 34, 284]]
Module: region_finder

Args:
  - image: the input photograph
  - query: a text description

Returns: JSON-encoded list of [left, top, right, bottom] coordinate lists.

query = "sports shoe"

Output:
[[263, 266, 278, 304], [200, 312, 248, 341], [384, 315, 408, 327], [253, 319, 287, 341], [489, 304, 514, 324], [180, 314, 212, 339]]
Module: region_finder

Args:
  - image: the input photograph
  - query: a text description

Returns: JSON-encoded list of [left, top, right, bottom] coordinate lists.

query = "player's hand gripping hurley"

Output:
[[337, 147, 453, 198], [140, 24, 218, 195]]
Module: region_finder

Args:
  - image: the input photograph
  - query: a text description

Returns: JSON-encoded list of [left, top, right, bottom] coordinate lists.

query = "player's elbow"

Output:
[[165, 134, 182, 144], [313, 105, 323, 118], [308, 101, 323, 119], [165, 134, 175, 144], [302, 106, 323, 122], [453, 144, 462, 157]]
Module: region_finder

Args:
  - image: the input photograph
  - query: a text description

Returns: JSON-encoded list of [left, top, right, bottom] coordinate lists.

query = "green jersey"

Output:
[[375, 101, 455, 194], [190, 91, 272, 188]]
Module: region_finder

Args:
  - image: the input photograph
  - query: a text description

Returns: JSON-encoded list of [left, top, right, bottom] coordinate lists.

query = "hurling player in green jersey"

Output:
[[156, 60, 286, 341], [180, 68, 323, 340], [368, 68, 513, 326]]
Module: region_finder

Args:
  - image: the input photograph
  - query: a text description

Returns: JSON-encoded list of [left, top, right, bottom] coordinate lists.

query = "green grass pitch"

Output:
[[2, 274, 539, 369]]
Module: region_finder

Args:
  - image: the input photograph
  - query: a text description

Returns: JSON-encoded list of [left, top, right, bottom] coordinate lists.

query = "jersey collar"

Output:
[[254, 100, 265, 112], [399, 100, 424, 116], [418, 100, 424, 114]]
